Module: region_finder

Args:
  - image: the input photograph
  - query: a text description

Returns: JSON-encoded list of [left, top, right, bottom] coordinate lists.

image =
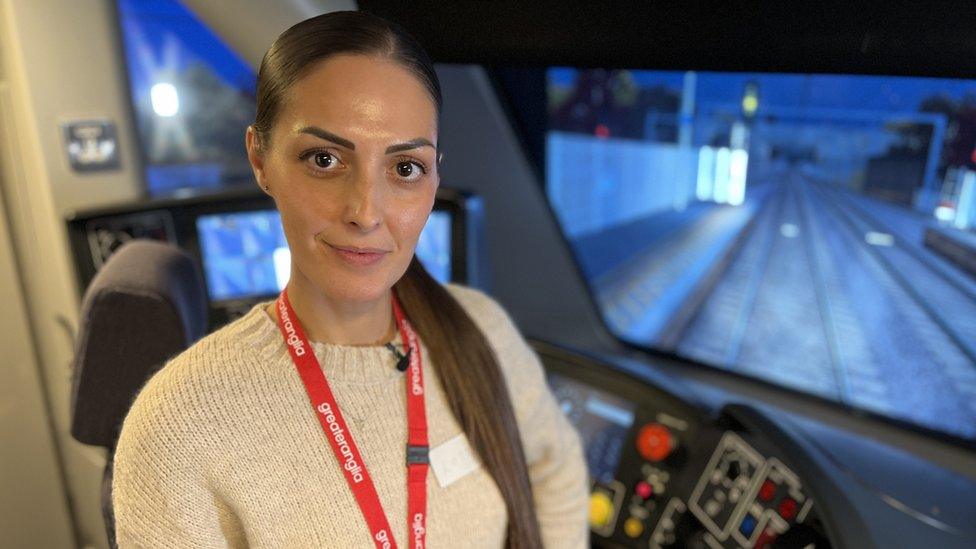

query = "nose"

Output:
[[341, 170, 383, 232]]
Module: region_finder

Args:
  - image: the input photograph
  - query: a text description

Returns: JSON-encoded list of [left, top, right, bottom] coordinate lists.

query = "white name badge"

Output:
[[429, 432, 481, 488]]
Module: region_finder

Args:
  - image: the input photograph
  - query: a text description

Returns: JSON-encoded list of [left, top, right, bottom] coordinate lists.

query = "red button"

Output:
[[636, 423, 674, 462], [778, 497, 797, 520], [754, 526, 778, 548], [758, 479, 776, 502], [635, 480, 653, 500]]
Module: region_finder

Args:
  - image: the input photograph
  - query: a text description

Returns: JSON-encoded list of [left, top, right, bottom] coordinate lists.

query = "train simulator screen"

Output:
[[197, 210, 454, 302], [544, 68, 976, 442]]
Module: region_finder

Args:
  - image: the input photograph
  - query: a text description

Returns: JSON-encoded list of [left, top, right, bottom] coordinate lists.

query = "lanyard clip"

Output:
[[407, 444, 429, 465]]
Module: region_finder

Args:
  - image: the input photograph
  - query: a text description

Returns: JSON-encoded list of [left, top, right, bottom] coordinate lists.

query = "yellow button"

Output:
[[624, 516, 644, 538], [589, 492, 614, 528]]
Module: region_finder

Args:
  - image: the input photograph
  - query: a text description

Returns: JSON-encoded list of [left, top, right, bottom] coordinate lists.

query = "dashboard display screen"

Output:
[[197, 209, 454, 301], [196, 210, 287, 301], [548, 372, 637, 482]]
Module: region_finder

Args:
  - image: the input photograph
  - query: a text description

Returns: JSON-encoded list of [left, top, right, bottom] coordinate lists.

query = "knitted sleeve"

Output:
[[112, 363, 247, 548], [448, 285, 590, 549]]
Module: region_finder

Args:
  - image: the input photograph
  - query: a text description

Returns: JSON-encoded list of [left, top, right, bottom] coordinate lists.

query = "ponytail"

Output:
[[395, 257, 543, 548]]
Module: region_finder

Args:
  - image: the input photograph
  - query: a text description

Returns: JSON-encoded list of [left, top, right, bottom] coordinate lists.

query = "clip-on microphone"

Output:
[[386, 343, 412, 372]]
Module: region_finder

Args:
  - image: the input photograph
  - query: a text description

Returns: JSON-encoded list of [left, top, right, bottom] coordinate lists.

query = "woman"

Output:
[[112, 10, 588, 549]]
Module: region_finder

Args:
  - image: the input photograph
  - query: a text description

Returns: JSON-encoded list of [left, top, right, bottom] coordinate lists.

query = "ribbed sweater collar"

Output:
[[235, 301, 409, 384]]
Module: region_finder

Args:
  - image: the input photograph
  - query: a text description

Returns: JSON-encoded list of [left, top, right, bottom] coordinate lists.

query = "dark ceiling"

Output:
[[359, 1, 976, 77]]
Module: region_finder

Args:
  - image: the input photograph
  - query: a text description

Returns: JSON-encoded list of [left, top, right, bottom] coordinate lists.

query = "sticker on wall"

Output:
[[62, 119, 120, 172]]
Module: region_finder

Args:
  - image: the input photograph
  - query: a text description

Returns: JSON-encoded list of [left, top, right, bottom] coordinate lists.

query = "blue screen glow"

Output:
[[197, 210, 453, 301]]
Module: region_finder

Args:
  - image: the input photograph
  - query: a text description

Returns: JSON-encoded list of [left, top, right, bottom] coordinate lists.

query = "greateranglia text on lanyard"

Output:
[[275, 288, 429, 549]]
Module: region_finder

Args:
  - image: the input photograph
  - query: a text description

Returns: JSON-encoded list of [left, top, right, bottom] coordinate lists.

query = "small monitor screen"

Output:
[[196, 210, 288, 301], [197, 210, 453, 301], [415, 210, 453, 284], [548, 372, 637, 483]]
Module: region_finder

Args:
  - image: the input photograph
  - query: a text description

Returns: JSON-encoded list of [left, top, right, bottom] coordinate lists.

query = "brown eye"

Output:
[[314, 152, 337, 169], [395, 160, 425, 182]]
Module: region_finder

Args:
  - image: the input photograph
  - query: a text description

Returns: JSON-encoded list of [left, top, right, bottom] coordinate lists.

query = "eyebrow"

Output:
[[298, 126, 355, 149], [297, 126, 435, 154], [385, 138, 436, 154]]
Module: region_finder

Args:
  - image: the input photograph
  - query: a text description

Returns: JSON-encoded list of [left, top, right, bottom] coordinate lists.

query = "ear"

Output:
[[245, 126, 269, 194]]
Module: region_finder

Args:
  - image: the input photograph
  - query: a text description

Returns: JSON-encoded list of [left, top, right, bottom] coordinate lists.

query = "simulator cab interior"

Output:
[[1, 1, 975, 548]]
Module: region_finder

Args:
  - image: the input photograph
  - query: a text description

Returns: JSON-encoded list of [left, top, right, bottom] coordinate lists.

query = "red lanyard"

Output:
[[275, 289, 428, 549]]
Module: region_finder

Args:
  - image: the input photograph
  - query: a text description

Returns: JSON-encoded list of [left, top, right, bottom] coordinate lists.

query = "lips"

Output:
[[332, 244, 389, 254], [326, 242, 390, 266]]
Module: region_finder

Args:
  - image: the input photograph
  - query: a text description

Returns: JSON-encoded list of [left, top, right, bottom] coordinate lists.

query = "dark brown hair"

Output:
[[253, 11, 542, 548]]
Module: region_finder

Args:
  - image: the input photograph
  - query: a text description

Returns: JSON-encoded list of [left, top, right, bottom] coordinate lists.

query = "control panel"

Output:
[[537, 343, 829, 549], [548, 370, 701, 544], [643, 442, 820, 549], [674, 432, 815, 548], [588, 413, 695, 543]]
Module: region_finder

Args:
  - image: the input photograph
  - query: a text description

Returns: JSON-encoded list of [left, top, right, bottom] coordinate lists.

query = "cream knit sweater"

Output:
[[112, 284, 590, 548]]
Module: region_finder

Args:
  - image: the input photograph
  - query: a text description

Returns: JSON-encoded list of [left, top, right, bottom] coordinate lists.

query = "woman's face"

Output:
[[247, 54, 439, 305]]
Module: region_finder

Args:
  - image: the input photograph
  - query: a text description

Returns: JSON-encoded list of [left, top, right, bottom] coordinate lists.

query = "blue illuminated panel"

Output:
[[116, 0, 257, 195], [416, 211, 452, 284], [196, 211, 287, 301], [197, 210, 453, 301]]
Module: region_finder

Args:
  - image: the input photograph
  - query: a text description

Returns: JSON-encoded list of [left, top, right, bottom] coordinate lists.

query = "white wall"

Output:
[[0, 93, 75, 546], [0, 0, 144, 546], [547, 132, 699, 239]]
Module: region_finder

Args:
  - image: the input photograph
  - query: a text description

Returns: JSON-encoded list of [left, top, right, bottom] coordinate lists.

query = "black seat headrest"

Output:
[[70, 239, 207, 448]]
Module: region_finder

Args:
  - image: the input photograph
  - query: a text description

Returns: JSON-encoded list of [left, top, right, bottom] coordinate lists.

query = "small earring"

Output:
[[263, 185, 270, 192]]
